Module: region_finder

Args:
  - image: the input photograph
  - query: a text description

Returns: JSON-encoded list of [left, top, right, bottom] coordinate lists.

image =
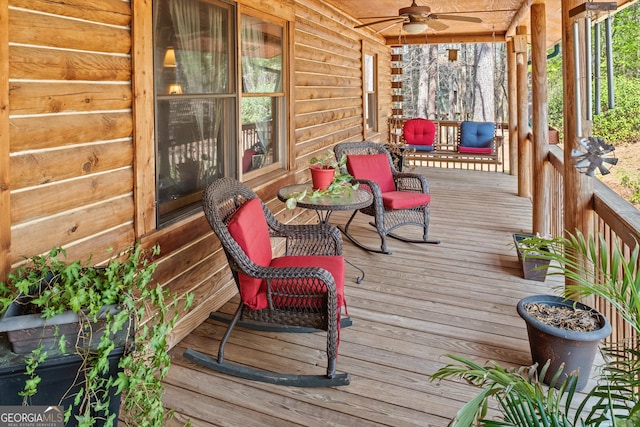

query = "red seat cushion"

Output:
[[403, 118, 436, 147], [346, 153, 396, 193], [269, 255, 346, 314], [381, 191, 431, 210], [227, 198, 272, 310], [458, 146, 494, 154], [227, 198, 346, 314]]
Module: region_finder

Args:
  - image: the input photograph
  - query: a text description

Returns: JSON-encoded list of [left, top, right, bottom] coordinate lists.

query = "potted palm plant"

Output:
[[513, 232, 551, 281], [431, 230, 640, 426], [0, 244, 193, 427]]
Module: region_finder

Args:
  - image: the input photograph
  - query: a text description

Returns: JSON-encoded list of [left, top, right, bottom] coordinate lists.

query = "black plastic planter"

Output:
[[0, 335, 124, 427], [513, 233, 551, 282], [517, 295, 611, 391]]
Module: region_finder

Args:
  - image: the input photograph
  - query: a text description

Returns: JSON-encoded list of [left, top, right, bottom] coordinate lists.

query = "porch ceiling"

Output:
[[324, 0, 637, 47]]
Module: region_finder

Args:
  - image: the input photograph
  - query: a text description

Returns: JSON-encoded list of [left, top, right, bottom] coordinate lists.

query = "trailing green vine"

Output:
[[0, 244, 193, 427]]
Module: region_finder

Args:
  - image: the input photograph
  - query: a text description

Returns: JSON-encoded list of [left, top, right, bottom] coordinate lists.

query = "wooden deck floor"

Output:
[[163, 167, 564, 426]]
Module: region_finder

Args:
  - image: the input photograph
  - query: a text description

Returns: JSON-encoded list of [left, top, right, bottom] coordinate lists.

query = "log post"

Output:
[[562, 0, 594, 236], [531, 3, 550, 236], [516, 25, 531, 198], [132, 0, 157, 236], [562, 0, 595, 300], [507, 39, 518, 176]]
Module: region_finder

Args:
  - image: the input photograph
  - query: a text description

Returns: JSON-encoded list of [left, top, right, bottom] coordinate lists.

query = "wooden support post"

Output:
[[132, 0, 157, 236], [516, 25, 531, 198], [0, 0, 10, 281], [531, 3, 550, 236], [562, 0, 595, 299], [507, 39, 518, 176]]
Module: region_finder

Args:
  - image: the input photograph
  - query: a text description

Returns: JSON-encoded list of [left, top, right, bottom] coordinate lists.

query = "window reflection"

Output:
[[240, 15, 284, 175], [154, 0, 235, 225]]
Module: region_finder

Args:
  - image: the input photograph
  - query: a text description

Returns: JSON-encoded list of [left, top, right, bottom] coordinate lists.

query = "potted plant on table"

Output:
[[431, 230, 640, 426], [285, 149, 359, 209], [0, 244, 192, 427]]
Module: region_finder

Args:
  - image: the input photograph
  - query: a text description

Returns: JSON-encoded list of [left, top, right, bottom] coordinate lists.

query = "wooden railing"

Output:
[[548, 145, 640, 346]]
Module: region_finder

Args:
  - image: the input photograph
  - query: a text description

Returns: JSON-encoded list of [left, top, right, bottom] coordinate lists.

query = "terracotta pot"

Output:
[[517, 295, 611, 391], [310, 166, 335, 190]]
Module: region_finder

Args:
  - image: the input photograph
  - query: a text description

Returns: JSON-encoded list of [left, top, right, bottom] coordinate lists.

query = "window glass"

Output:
[[240, 14, 285, 175], [365, 53, 378, 132], [154, 0, 236, 225]]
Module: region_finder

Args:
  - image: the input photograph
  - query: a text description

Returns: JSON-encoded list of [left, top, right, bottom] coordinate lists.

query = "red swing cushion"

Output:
[[346, 153, 396, 193], [458, 146, 494, 154], [227, 197, 346, 313]]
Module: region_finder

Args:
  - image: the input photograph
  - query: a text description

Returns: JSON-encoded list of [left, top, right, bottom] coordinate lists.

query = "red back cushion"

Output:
[[403, 118, 436, 146], [227, 198, 272, 309], [346, 154, 395, 193]]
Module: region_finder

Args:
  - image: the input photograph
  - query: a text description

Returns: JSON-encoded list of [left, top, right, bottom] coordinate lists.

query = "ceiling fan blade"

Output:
[[377, 21, 404, 33], [430, 14, 483, 23], [355, 17, 405, 29], [425, 19, 448, 31]]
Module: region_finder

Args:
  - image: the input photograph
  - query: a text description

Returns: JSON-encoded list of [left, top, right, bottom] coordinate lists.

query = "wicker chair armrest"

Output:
[[247, 264, 338, 298], [272, 223, 343, 256], [351, 178, 383, 199], [394, 172, 430, 193]]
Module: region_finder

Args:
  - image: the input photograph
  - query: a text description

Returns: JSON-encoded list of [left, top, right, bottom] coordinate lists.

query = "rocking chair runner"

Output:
[[183, 177, 350, 386], [334, 141, 440, 254]]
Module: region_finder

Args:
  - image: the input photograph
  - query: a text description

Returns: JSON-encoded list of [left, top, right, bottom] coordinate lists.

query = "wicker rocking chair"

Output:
[[334, 141, 440, 254], [183, 177, 350, 387]]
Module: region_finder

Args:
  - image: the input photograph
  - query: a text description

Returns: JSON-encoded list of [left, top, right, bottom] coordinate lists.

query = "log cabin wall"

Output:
[[1, 0, 391, 346]]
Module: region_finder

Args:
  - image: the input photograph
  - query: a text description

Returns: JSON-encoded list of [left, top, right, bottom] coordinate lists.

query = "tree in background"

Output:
[[548, 1, 640, 144], [399, 43, 507, 123]]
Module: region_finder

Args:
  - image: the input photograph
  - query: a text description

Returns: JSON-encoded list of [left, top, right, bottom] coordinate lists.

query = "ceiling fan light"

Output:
[[403, 21, 428, 34]]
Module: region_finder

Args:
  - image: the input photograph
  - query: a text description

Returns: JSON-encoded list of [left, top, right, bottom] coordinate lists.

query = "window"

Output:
[[154, 0, 236, 225], [364, 53, 378, 132], [153, 1, 287, 226], [240, 14, 285, 177]]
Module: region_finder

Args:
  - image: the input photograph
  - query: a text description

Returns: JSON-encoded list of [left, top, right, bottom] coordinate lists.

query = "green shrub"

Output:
[[619, 170, 640, 203], [593, 76, 640, 144]]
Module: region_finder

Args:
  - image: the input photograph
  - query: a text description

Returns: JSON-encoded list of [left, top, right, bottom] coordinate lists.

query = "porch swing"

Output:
[[403, 40, 506, 168]]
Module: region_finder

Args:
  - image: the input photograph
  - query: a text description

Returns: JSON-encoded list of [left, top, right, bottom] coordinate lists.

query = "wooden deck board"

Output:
[[163, 167, 574, 426]]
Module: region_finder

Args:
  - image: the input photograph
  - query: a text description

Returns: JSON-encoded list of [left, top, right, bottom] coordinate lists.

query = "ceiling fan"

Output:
[[354, 0, 483, 34]]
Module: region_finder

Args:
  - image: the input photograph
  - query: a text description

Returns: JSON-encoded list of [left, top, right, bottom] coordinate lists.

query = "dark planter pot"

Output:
[[513, 233, 550, 282], [0, 296, 129, 426], [517, 294, 611, 391], [0, 303, 123, 354], [0, 334, 123, 427]]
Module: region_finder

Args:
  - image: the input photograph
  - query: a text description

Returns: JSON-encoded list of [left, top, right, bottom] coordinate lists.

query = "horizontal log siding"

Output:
[[3, 0, 392, 347], [8, 0, 134, 264], [293, 0, 391, 175]]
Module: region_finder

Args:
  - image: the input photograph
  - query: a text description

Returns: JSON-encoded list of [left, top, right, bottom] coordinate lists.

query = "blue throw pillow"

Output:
[[459, 121, 494, 148]]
